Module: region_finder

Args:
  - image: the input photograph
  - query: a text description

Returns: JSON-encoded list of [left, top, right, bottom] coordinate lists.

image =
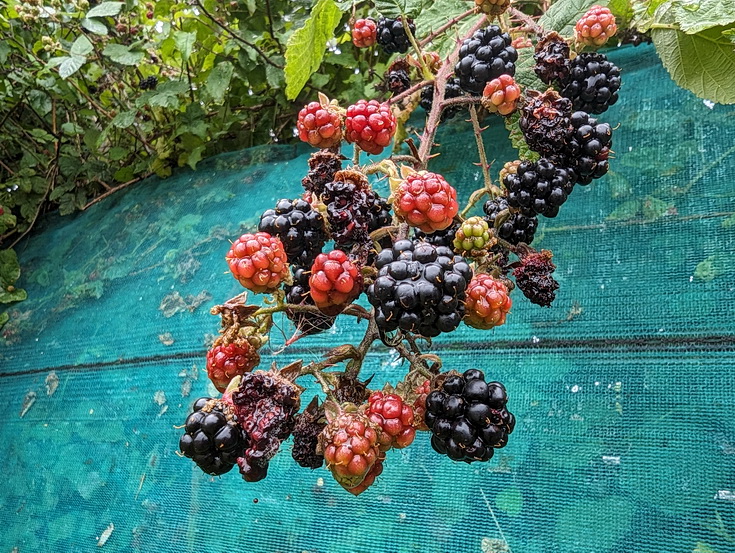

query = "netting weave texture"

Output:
[[1, 45, 735, 553]]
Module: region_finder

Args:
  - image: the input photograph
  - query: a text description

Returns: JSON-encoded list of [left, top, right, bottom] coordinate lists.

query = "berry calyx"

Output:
[[308, 250, 363, 316], [297, 99, 343, 149], [365, 391, 416, 451], [393, 171, 459, 233], [464, 274, 512, 330], [453, 216, 493, 255], [352, 18, 377, 48], [575, 5, 617, 47], [206, 338, 261, 392], [226, 232, 290, 294], [482, 75, 521, 116], [345, 100, 397, 155]]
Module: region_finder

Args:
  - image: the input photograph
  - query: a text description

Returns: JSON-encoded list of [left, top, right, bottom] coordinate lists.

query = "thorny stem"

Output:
[[254, 302, 372, 321], [419, 7, 479, 47], [417, 16, 487, 168], [344, 315, 379, 380], [460, 105, 504, 217], [387, 79, 432, 106], [508, 7, 543, 35]]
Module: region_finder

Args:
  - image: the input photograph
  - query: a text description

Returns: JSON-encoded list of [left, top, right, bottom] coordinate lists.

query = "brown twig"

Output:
[[419, 7, 479, 47], [508, 7, 543, 34], [387, 79, 432, 106], [81, 175, 149, 210]]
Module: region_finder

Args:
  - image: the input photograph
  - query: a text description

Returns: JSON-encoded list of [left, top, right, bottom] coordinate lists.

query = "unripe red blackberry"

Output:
[[297, 101, 343, 149], [481, 74, 521, 116], [345, 100, 397, 155], [575, 5, 617, 47], [465, 274, 512, 329], [352, 18, 377, 48]]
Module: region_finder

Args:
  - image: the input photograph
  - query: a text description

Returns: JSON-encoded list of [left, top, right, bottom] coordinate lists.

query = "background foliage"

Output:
[[1, 0, 735, 316]]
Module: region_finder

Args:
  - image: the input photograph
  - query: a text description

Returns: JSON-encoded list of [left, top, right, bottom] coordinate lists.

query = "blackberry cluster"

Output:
[[367, 240, 472, 339], [561, 53, 621, 114], [617, 28, 652, 46], [284, 267, 336, 336], [504, 158, 574, 218], [552, 111, 613, 185], [302, 150, 343, 197], [414, 221, 461, 249], [483, 196, 538, 245], [425, 370, 515, 463], [367, 193, 393, 251], [322, 173, 378, 250], [420, 78, 464, 120], [533, 32, 570, 85], [519, 89, 573, 157], [376, 17, 415, 54], [385, 67, 411, 94], [513, 249, 559, 307], [231, 372, 300, 481], [179, 398, 247, 476], [291, 409, 326, 469], [258, 199, 327, 266], [139, 76, 158, 90], [455, 26, 517, 95]]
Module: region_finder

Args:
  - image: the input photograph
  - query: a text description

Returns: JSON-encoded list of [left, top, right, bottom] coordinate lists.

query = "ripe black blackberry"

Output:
[[561, 53, 621, 114], [552, 111, 613, 185], [483, 196, 538, 245], [367, 239, 472, 339], [414, 221, 461, 249], [139, 75, 158, 90], [292, 407, 326, 469], [519, 89, 573, 157], [284, 266, 336, 336], [322, 171, 376, 250], [232, 371, 301, 482], [617, 28, 652, 47], [302, 150, 343, 197], [420, 78, 464, 121], [504, 158, 574, 218], [455, 26, 517, 95], [533, 32, 570, 85], [385, 68, 411, 94], [179, 397, 247, 476], [258, 198, 327, 266], [513, 249, 559, 307], [425, 369, 515, 463], [376, 16, 415, 54]]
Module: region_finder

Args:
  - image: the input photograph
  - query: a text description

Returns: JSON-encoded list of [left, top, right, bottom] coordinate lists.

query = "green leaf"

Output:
[[81, 18, 108, 35], [538, 0, 609, 35], [0, 312, 8, 328], [609, 0, 634, 26], [71, 35, 94, 56], [0, 249, 21, 287], [146, 80, 188, 108], [641, 195, 671, 220], [186, 145, 205, 170], [667, 0, 735, 34], [505, 112, 540, 162], [0, 288, 27, 303], [108, 146, 128, 161], [0, 213, 17, 234], [58, 55, 86, 79], [111, 110, 136, 129], [694, 255, 722, 281], [102, 43, 145, 66], [284, 0, 343, 100], [415, 0, 477, 57], [0, 43, 9, 64], [114, 166, 135, 182], [514, 45, 545, 90], [86, 2, 124, 18], [206, 61, 234, 103], [174, 31, 197, 61], [374, 0, 425, 18], [652, 5, 735, 104]]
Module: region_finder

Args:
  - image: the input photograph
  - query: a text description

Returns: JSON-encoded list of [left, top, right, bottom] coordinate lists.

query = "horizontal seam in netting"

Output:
[[1, 333, 734, 379]]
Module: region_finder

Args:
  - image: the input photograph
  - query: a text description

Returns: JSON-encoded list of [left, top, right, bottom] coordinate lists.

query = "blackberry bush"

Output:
[[181, 1, 624, 499]]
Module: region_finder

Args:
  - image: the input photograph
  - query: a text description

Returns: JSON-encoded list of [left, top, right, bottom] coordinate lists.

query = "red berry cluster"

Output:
[[365, 391, 416, 450], [575, 5, 617, 46], [309, 250, 363, 316], [226, 232, 289, 294], [352, 18, 377, 48], [297, 102, 343, 149], [393, 171, 459, 232]]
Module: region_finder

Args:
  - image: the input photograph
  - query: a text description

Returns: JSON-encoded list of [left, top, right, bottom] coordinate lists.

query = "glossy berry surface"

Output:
[[453, 216, 492, 254], [483, 196, 538, 245], [319, 410, 381, 490], [365, 391, 416, 451], [561, 53, 621, 114], [420, 77, 464, 121], [226, 232, 289, 294], [504, 158, 574, 218], [352, 18, 377, 48], [575, 5, 617, 47], [206, 340, 260, 392], [393, 171, 458, 233], [455, 26, 517, 95], [426, 369, 515, 463], [309, 250, 363, 316], [376, 16, 414, 54], [258, 198, 327, 266], [297, 102, 342, 149], [345, 100, 397, 155], [465, 274, 512, 330]]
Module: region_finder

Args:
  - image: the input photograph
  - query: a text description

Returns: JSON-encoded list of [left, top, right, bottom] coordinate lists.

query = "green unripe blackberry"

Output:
[[453, 216, 492, 254]]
